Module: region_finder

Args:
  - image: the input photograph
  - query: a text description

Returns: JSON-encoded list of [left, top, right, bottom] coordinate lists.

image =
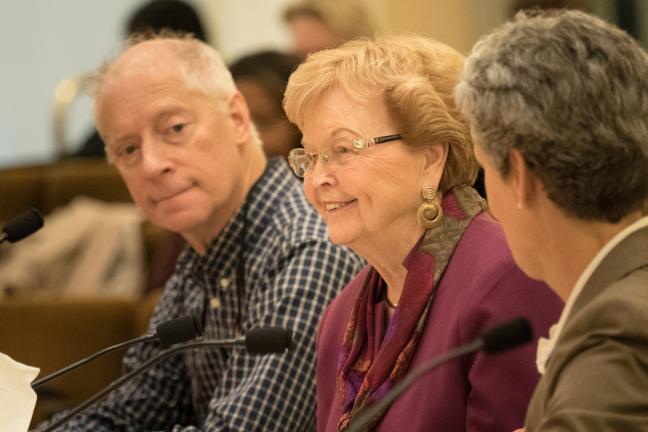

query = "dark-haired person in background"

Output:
[[230, 51, 302, 158], [127, 0, 208, 41], [456, 9, 648, 431]]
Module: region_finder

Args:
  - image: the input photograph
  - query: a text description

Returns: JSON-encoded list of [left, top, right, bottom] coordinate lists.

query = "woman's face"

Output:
[[300, 88, 432, 252], [473, 137, 542, 279]]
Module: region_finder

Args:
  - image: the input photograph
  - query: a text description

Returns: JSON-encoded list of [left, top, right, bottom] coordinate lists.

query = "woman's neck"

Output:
[[539, 210, 643, 300], [351, 217, 425, 303]]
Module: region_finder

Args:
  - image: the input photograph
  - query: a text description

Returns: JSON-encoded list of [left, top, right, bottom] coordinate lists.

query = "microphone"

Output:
[[0, 208, 44, 244], [40, 326, 292, 432], [347, 317, 532, 432], [32, 314, 202, 389], [245, 326, 293, 354]]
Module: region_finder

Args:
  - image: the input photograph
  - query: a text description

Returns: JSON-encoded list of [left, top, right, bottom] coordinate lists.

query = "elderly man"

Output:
[[39, 35, 363, 431]]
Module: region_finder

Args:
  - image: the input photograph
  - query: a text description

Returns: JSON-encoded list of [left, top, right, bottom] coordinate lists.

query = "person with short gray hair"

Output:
[[456, 9, 648, 431]]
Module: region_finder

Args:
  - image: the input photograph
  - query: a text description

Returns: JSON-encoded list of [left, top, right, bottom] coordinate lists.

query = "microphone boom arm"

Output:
[[32, 335, 157, 389], [40, 338, 245, 432], [347, 339, 483, 432]]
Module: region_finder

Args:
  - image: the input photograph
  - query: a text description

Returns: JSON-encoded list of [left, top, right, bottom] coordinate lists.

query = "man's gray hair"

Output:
[[93, 32, 236, 110], [455, 10, 648, 223], [93, 32, 261, 157]]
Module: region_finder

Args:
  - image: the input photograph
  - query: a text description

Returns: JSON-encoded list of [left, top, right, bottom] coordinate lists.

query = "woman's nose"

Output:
[[308, 155, 336, 188]]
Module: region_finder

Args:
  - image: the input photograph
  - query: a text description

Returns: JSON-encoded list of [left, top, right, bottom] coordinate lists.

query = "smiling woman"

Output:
[[283, 35, 563, 432]]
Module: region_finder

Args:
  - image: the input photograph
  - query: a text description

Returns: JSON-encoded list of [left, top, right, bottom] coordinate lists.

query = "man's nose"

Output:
[[141, 139, 172, 178]]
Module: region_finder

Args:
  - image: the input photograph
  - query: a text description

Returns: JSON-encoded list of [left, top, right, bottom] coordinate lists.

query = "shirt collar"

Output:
[[176, 157, 293, 272], [536, 215, 648, 374]]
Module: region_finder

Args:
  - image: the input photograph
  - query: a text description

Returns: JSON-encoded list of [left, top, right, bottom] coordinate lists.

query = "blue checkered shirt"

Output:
[[39, 158, 364, 431]]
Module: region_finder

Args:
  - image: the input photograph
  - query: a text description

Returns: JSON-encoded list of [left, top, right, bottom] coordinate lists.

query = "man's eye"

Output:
[[121, 144, 139, 156], [171, 123, 185, 134]]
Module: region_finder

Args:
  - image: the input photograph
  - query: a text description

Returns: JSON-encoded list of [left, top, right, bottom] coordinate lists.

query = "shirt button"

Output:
[[210, 297, 222, 309], [219, 277, 230, 290]]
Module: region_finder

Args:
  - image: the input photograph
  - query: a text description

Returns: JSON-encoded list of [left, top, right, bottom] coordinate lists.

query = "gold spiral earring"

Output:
[[417, 186, 443, 229]]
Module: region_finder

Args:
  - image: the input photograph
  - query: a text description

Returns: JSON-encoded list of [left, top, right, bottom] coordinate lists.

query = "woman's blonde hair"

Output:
[[283, 34, 478, 192]]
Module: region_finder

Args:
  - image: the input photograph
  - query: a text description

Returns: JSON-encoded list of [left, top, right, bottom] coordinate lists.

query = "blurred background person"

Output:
[[509, 0, 591, 14], [456, 9, 648, 431], [229, 50, 302, 157], [284, 35, 562, 431], [6, 1, 647, 168], [127, 0, 207, 39], [282, 0, 378, 58]]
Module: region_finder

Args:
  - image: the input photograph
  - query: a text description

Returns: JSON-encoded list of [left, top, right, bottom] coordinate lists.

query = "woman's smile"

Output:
[[323, 199, 357, 213]]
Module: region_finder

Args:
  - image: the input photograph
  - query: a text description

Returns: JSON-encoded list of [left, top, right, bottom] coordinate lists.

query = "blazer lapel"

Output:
[[570, 225, 648, 317]]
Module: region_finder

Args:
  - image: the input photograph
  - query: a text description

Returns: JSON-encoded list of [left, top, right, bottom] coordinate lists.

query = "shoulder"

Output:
[[318, 267, 371, 339], [440, 213, 562, 340], [256, 161, 362, 265], [564, 267, 648, 345], [448, 213, 557, 304], [452, 212, 519, 279], [259, 160, 329, 246], [532, 269, 648, 429]]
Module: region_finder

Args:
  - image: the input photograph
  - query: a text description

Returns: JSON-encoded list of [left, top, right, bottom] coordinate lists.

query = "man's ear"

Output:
[[509, 149, 537, 208], [423, 142, 449, 188], [227, 91, 252, 146]]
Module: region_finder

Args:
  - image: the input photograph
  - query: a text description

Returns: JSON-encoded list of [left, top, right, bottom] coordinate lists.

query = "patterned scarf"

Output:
[[337, 186, 486, 431]]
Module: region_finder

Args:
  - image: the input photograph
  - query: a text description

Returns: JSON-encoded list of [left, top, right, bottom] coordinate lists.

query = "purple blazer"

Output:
[[316, 213, 563, 432]]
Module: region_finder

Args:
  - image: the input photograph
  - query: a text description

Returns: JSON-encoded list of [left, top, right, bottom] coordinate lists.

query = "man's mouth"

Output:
[[153, 185, 193, 204]]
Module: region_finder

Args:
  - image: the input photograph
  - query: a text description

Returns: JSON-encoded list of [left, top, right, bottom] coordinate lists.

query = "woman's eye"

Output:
[[333, 144, 353, 154], [171, 123, 185, 134]]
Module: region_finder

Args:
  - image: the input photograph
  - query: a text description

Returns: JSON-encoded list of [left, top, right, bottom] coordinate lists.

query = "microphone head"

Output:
[[2, 208, 44, 243], [156, 315, 203, 348], [245, 327, 292, 355], [481, 317, 533, 353]]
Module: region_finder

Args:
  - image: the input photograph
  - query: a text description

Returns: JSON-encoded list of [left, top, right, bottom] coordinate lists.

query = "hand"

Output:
[[513, 429, 525, 432]]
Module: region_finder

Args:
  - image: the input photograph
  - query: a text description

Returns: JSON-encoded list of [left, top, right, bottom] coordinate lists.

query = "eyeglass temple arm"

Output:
[[373, 134, 402, 144]]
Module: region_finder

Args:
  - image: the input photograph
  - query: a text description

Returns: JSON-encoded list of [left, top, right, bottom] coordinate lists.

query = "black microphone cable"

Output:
[[32, 315, 202, 389], [40, 326, 292, 432]]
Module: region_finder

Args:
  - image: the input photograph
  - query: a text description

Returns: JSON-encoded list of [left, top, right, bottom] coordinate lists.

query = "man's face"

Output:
[[96, 61, 249, 244]]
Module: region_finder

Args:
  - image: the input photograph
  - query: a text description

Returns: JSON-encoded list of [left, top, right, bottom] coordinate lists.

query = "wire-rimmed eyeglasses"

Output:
[[287, 134, 402, 178]]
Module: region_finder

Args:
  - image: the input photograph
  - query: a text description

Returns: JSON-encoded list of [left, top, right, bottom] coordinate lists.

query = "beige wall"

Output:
[[376, 0, 640, 55], [377, 0, 509, 54]]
